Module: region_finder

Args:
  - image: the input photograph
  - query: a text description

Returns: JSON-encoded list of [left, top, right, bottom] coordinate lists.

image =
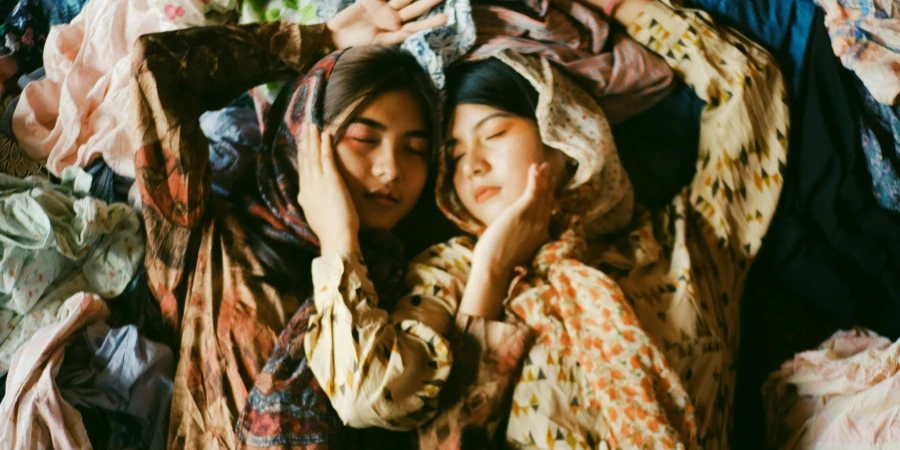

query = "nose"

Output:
[[460, 144, 490, 179], [372, 141, 400, 182]]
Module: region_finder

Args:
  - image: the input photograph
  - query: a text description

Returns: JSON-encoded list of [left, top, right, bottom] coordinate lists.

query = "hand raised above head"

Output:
[[325, 0, 449, 49]]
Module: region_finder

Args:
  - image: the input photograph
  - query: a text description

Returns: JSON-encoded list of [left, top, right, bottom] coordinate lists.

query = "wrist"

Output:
[[320, 234, 360, 256], [472, 250, 516, 279], [458, 267, 510, 320]]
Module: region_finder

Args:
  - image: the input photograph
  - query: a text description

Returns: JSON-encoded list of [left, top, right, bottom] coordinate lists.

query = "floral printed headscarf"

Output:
[[437, 50, 634, 239]]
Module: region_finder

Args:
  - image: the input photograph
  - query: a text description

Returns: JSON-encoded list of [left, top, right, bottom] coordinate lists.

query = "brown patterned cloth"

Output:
[[131, 22, 332, 449]]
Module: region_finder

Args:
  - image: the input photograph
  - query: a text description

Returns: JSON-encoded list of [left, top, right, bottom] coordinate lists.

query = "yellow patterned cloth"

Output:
[[589, 2, 790, 448], [304, 252, 456, 430]]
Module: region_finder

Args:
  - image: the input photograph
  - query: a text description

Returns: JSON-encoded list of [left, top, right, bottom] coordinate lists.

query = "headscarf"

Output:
[[438, 50, 634, 239], [243, 49, 438, 299]]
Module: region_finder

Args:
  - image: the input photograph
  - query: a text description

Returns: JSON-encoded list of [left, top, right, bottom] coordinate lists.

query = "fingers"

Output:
[[388, 0, 414, 9], [297, 122, 320, 203], [401, 12, 448, 32], [374, 12, 448, 45], [398, 0, 443, 22], [361, 0, 402, 31], [319, 131, 339, 177]]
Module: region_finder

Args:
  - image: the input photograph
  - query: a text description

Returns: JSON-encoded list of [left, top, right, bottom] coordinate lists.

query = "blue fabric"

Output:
[[58, 322, 175, 450], [856, 78, 900, 212], [40, 0, 89, 25], [200, 102, 261, 197], [614, 79, 705, 209], [684, 0, 816, 96]]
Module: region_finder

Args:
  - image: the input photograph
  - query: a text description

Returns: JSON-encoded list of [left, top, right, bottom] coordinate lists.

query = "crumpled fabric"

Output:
[[12, 0, 181, 177], [199, 103, 261, 197], [815, 0, 900, 105], [0, 293, 107, 450], [147, 0, 238, 26], [0, 167, 144, 373], [763, 328, 900, 449], [466, 0, 676, 124], [856, 76, 900, 212], [0, 0, 48, 76], [57, 321, 175, 450]]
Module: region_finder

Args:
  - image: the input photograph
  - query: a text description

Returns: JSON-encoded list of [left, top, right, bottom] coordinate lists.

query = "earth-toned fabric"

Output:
[[595, 2, 789, 447], [131, 23, 333, 449]]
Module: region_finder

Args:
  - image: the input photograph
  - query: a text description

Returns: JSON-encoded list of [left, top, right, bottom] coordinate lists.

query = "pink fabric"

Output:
[[0, 293, 109, 449], [763, 328, 900, 449], [11, 0, 178, 177]]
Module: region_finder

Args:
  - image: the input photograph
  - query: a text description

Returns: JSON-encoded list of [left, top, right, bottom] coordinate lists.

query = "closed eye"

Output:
[[485, 130, 507, 140]]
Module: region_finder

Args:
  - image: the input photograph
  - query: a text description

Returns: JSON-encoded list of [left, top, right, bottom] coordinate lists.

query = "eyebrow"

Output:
[[349, 117, 430, 139], [473, 112, 514, 132]]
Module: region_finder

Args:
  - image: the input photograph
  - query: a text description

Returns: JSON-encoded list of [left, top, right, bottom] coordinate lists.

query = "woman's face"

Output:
[[447, 103, 558, 226], [330, 89, 431, 231]]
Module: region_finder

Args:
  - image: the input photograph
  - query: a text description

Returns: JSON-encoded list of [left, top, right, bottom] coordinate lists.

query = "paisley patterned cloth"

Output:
[[132, 22, 331, 449], [855, 76, 900, 213]]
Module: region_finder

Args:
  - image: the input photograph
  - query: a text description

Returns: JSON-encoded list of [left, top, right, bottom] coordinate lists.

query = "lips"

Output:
[[365, 190, 400, 206], [473, 186, 501, 204]]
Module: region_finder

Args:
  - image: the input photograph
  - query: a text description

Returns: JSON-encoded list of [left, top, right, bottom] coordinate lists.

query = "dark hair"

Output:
[[444, 57, 539, 122], [233, 46, 448, 294]]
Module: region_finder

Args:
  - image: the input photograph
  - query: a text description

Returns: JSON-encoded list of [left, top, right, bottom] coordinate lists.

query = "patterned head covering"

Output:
[[246, 49, 442, 297], [437, 51, 634, 240], [244, 51, 344, 253]]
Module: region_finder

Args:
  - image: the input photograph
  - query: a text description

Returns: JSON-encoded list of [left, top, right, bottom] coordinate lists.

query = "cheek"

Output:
[[400, 157, 429, 203], [334, 145, 371, 196]]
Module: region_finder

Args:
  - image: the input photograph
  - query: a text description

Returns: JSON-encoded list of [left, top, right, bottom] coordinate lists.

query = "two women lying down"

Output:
[[132, 0, 789, 448]]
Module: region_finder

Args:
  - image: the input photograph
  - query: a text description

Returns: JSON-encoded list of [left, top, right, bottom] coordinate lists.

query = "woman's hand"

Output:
[[324, 0, 448, 49], [458, 163, 554, 319], [296, 122, 360, 254], [473, 162, 555, 273]]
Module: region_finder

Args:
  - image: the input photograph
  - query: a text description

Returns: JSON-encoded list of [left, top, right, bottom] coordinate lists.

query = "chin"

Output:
[[359, 217, 398, 232]]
